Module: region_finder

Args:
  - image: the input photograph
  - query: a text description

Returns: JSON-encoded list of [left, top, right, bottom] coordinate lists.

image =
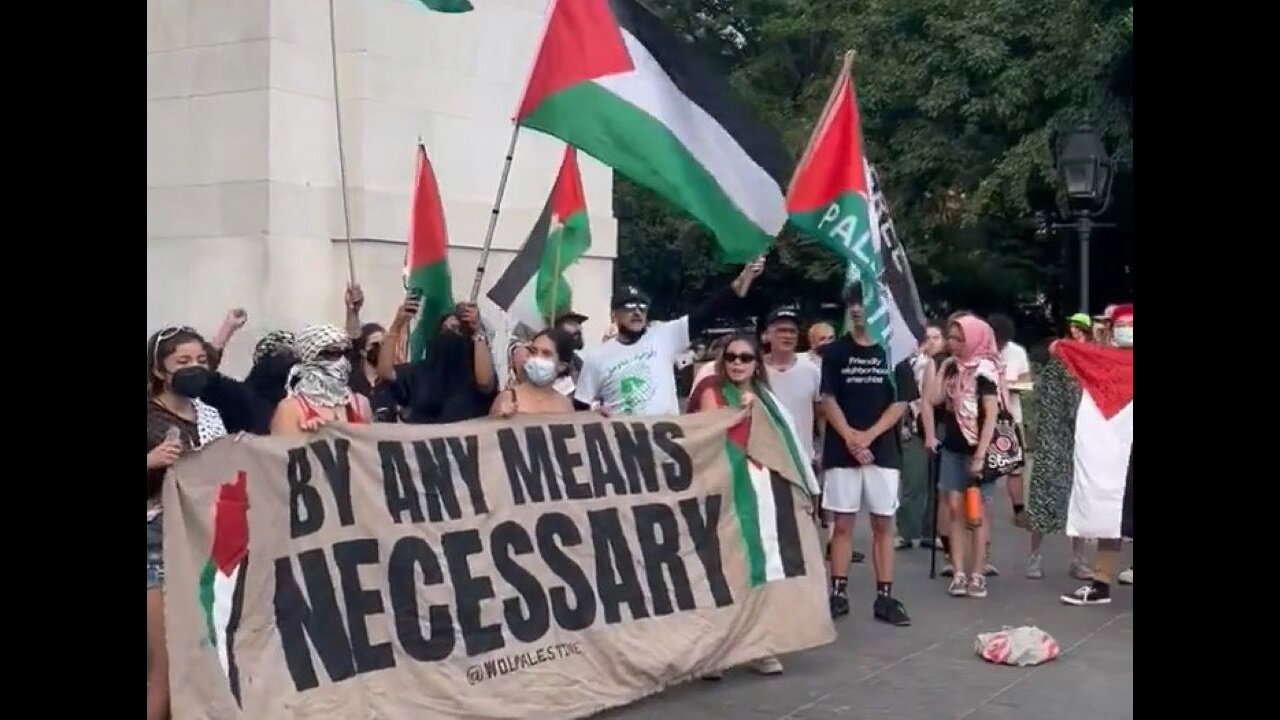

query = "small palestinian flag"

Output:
[[1055, 340, 1134, 539], [719, 382, 819, 587], [515, 0, 791, 263], [786, 52, 891, 356], [404, 143, 456, 361], [198, 470, 250, 704], [486, 146, 591, 330]]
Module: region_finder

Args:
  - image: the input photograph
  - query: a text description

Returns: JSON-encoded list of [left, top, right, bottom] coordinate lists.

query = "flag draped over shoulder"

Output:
[[486, 146, 591, 330], [404, 144, 456, 361], [515, 0, 791, 263], [785, 56, 892, 358], [1056, 341, 1134, 539]]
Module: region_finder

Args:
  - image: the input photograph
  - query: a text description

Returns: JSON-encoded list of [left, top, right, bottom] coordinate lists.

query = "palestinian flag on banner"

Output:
[[785, 53, 891, 357], [412, 0, 473, 12], [197, 471, 249, 705], [1054, 340, 1134, 539], [515, 0, 791, 263], [486, 146, 591, 330], [719, 382, 819, 587], [404, 143, 456, 361]]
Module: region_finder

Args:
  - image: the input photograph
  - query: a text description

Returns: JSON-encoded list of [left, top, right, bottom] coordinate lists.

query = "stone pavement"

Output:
[[604, 505, 1134, 720]]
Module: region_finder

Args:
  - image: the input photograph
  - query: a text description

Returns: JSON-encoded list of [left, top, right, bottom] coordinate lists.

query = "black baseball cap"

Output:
[[843, 282, 865, 305], [555, 310, 589, 325], [765, 306, 802, 327], [611, 285, 651, 309]]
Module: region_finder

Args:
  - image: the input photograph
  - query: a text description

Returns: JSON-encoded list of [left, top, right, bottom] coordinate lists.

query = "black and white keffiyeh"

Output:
[[287, 324, 352, 408]]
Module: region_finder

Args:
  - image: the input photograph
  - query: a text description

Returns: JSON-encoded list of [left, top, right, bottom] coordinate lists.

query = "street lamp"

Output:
[[1053, 124, 1115, 314]]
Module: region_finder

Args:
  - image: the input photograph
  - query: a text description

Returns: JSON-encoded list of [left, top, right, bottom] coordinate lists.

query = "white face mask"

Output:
[[1113, 326, 1133, 347], [523, 356, 559, 387]]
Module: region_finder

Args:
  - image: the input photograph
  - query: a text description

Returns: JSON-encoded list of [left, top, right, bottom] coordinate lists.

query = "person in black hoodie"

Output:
[[377, 299, 498, 424], [198, 330, 296, 435]]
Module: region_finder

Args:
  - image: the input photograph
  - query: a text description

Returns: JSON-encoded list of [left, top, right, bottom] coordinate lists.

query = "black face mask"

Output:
[[171, 366, 211, 398], [365, 344, 381, 365]]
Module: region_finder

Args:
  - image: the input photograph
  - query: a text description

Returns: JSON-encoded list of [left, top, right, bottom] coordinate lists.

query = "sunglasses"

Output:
[[317, 347, 350, 361], [723, 352, 757, 364], [150, 325, 198, 368], [618, 302, 649, 313]]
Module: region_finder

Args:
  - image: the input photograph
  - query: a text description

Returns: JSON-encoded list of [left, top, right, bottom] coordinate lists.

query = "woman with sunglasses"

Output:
[[689, 333, 818, 678], [270, 324, 372, 435], [146, 326, 228, 720]]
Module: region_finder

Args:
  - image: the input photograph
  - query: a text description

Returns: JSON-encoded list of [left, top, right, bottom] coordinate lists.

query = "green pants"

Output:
[[896, 434, 930, 541]]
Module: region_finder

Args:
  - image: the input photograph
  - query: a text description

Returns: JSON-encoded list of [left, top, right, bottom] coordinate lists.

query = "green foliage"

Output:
[[614, 0, 1134, 336]]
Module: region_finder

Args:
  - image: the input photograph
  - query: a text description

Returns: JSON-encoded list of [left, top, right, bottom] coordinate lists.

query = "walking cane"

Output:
[[928, 450, 940, 579]]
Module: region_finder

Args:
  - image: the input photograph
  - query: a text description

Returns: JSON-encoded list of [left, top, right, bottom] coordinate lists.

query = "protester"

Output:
[[989, 314, 1032, 528], [934, 315, 1004, 599], [147, 326, 228, 720], [896, 322, 945, 550], [821, 284, 916, 625], [762, 307, 822, 466], [194, 329, 295, 435], [807, 321, 837, 367], [553, 310, 588, 378], [575, 259, 764, 416], [1023, 320, 1100, 582], [270, 324, 372, 434], [378, 299, 498, 424], [691, 332, 818, 675], [1067, 313, 1092, 342], [1061, 304, 1133, 606], [348, 322, 400, 422], [491, 329, 577, 417]]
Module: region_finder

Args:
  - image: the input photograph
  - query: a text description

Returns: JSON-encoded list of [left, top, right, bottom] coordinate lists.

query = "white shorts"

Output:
[[822, 466, 900, 516]]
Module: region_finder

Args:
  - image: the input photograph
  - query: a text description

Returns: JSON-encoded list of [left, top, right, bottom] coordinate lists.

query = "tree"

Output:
[[614, 0, 1133, 338]]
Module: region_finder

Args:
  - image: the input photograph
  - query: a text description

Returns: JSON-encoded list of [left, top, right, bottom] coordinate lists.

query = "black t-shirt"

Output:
[[940, 362, 997, 453], [820, 337, 918, 470], [347, 350, 400, 423], [389, 333, 497, 425]]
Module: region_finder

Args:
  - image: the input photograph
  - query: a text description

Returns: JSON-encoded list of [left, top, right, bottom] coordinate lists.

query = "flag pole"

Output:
[[468, 124, 522, 302], [327, 0, 357, 284]]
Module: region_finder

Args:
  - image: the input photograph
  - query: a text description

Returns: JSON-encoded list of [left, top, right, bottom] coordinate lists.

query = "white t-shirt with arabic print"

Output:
[[575, 317, 690, 417]]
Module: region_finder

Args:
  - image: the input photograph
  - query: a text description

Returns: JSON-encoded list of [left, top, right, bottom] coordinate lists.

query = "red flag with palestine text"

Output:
[[404, 144, 456, 361], [785, 56, 891, 355]]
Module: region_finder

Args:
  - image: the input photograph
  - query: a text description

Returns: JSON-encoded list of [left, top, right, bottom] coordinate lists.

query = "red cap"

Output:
[[1108, 304, 1133, 323]]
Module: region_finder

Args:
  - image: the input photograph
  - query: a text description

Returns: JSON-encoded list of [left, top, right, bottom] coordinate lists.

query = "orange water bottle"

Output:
[[964, 485, 983, 529]]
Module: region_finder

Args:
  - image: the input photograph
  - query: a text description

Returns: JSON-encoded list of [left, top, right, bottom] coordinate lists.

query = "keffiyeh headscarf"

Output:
[[287, 324, 352, 408], [945, 315, 1009, 445], [253, 330, 296, 364]]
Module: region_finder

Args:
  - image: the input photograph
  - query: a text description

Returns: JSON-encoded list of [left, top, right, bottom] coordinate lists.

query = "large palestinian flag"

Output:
[[1035, 341, 1134, 539], [486, 146, 590, 330], [404, 143, 456, 361], [197, 471, 250, 705], [786, 54, 892, 358], [515, 0, 791, 263]]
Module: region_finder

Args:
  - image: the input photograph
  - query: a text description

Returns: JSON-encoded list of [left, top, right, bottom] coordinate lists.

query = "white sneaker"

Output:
[[1070, 558, 1095, 581], [750, 657, 784, 675], [1117, 567, 1133, 585], [1025, 553, 1044, 580]]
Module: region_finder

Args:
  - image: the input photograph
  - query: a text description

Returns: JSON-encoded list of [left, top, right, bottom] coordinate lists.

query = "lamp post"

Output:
[[1052, 124, 1115, 314]]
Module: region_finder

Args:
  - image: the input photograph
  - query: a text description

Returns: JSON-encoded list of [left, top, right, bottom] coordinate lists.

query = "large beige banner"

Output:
[[164, 406, 835, 719]]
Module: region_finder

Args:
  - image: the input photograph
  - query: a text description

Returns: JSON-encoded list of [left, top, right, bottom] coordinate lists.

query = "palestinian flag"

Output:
[[1057, 340, 1134, 539], [197, 471, 250, 705], [515, 0, 790, 263], [412, 0, 473, 12], [785, 53, 891, 356], [404, 143, 456, 361], [486, 146, 591, 330], [719, 382, 819, 587]]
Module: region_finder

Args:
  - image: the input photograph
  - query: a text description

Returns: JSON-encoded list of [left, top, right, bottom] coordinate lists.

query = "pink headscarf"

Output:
[[945, 315, 1009, 445]]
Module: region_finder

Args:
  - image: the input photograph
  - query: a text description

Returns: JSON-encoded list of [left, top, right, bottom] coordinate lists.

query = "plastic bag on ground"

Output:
[[974, 626, 1060, 666]]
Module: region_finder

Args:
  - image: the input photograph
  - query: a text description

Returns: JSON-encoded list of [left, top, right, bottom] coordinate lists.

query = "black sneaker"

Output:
[[851, 550, 866, 564], [1060, 582, 1112, 606], [829, 594, 851, 618], [873, 595, 911, 626]]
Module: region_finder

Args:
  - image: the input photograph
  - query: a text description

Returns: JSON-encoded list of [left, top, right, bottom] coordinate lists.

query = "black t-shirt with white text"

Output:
[[820, 336, 918, 470]]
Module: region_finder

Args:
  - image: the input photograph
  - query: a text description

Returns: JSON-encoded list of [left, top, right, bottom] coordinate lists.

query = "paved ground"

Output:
[[604, 504, 1134, 720]]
